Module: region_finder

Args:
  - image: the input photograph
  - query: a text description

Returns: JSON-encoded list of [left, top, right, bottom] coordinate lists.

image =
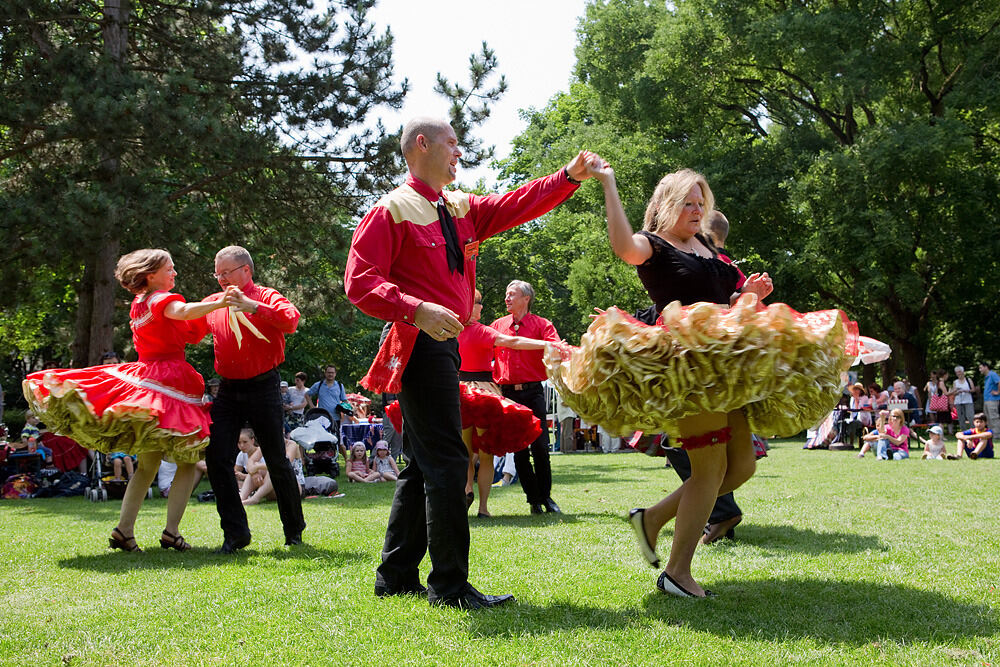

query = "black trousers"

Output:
[[663, 447, 741, 525], [375, 333, 470, 600], [501, 383, 552, 505], [206, 368, 305, 542]]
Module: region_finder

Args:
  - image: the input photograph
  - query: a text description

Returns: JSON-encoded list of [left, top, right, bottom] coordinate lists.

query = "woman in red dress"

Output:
[[457, 289, 548, 517], [23, 249, 228, 552]]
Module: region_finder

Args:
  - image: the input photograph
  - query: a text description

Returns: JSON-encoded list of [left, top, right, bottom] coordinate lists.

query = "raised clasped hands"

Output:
[[565, 150, 606, 183], [582, 153, 614, 184], [741, 272, 774, 301], [223, 285, 256, 313], [414, 302, 464, 341]]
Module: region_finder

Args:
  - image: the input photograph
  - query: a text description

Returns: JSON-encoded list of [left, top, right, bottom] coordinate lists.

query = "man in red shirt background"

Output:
[[203, 245, 306, 553], [345, 116, 599, 609], [491, 280, 562, 515]]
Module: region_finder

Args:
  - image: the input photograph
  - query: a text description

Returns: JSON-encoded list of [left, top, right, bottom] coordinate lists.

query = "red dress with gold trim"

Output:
[[22, 291, 211, 463]]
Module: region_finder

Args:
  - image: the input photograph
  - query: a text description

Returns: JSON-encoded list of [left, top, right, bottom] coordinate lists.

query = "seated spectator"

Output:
[[918, 425, 948, 460], [346, 442, 380, 483], [203, 377, 221, 404], [17, 411, 53, 464], [242, 436, 305, 504], [109, 451, 136, 480], [39, 430, 88, 473], [157, 457, 206, 497], [892, 381, 922, 425], [858, 410, 889, 459], [860, 409, 910, 460], [881, 408, 911, 460], [100, 351, 121, 364], [955, 413, 994, 459], [868, 383, 890, 411], [832, 383, 872, 448], [370, 440, 399, 482], [157, 459, 178, 497]]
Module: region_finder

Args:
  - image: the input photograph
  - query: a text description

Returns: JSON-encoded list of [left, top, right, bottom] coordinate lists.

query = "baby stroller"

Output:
[[84, 452, 153, 502], [289, 408, 340, 478]]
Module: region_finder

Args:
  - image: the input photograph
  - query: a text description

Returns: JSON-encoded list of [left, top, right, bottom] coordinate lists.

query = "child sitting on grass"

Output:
[[346, 442, 379, 483], [918, 425, 947, 459], [371, 440, 399, 482], [954, 413, 994, 459], [858, 410, 890, 459]]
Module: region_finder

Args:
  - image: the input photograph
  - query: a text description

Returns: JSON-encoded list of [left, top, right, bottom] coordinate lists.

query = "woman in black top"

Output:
[[588, 160, 773, 598]]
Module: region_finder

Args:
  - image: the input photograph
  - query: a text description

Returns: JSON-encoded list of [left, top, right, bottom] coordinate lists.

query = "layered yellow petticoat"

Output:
[[545, 294, 859, 437], [23, 361, 211, 464]]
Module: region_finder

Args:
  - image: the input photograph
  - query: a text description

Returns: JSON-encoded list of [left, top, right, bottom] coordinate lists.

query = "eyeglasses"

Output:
[[212, 264, 247, 281]]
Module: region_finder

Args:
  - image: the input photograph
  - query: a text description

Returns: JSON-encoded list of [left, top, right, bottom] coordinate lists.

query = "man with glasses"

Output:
[[203, 245, 306, 553]]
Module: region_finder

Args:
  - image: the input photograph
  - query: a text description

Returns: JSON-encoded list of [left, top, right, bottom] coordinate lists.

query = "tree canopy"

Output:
[[490, 0, 1000, 389], [1, 0, 504, 393]]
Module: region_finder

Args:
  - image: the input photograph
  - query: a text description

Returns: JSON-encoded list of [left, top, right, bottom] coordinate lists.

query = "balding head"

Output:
[[401, 117, 452, 161], [704, 210, 730, 248]]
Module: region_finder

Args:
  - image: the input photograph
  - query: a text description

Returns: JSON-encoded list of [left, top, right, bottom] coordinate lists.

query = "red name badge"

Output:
[[464, 240, 480, 259]]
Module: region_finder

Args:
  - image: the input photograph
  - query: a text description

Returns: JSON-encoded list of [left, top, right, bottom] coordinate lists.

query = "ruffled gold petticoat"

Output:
[[545, 295, 859, 438]]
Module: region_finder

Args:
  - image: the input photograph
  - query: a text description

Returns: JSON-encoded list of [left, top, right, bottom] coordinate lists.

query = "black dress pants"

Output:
[[501, 383, 552, 505], [663, 446, 741, 525], [375, 333, 470, 600], [206, 368, 305, 542]]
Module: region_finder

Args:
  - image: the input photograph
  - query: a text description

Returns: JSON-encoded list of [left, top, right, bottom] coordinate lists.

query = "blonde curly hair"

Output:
[[642, 168, 715, 235]]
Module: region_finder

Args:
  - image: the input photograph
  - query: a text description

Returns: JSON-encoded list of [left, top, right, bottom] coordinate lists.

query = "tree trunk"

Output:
[[84, 0, 129, 365], [72, 264, 95, 367], [88, 238, 120, 364]]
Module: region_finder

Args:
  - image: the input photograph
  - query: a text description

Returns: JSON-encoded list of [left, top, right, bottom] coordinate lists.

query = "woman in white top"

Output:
[[949, 365, 977, 432]]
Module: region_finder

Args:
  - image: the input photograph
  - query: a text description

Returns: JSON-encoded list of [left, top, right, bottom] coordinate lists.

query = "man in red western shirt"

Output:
[[345, 116, 599, 609], [203, 245, 306, 553], [491, 280, 561, 515]]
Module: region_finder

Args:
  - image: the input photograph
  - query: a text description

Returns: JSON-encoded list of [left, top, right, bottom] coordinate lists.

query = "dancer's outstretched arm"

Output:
[[585, 158, 653, 266]]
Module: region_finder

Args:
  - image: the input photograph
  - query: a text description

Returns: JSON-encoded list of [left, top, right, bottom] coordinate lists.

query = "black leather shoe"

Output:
[[430, 585, 515, 610], [543, 497, 561, 513], [374, 582, 428, 598], [284, 533, 304, 546], [215, 533, 251, 554], [530, 503, 545, 514]]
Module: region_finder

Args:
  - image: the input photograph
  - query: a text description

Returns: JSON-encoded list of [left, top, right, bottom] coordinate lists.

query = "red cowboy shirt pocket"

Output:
[[409, 223, 447, 258]]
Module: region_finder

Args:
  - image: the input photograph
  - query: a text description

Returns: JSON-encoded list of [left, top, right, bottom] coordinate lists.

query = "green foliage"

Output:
[[496, 0, 1000, 385], [1, 1, 507, 387]]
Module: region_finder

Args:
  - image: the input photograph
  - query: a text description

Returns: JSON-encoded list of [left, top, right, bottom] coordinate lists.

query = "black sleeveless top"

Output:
[[635, 230, 740, 313]]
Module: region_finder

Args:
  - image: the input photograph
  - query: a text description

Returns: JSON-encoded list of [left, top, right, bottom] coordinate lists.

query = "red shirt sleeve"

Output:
[[253, 286, 300, 333], [345, 205, 424, 323], [468, 169, 579, 240]]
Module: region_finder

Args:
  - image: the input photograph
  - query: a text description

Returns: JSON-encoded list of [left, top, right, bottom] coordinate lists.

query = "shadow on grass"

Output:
[[57, 545, 367, 572], [720, 524, 885, 555], [470, 513, 581, 527], [465, 578, 995, 646]]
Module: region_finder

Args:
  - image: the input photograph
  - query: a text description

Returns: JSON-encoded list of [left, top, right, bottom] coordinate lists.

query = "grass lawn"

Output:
[[2, 440, 998, 666]]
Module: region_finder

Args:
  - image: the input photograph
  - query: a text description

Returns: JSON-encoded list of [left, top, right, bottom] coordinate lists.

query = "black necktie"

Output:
[[437, 197, 464, 275]]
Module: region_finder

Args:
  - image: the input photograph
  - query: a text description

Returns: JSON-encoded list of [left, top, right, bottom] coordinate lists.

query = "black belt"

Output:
[[459, 370, 493, 382], [220, 368, 279, 385], [501, 381, 541, 392]]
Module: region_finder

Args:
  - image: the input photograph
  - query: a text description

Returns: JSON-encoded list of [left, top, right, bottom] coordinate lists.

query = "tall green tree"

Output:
[[497, 0, 1000, 388], [1, 1, 508, 392], [2, 0, 406, 367]]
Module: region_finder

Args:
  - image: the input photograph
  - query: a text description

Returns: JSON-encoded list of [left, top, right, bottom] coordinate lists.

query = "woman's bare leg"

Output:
[[476, 451, 493, 515], [164, 462, 198, 535], [660, 413, 729, 597], [115, 451, 161, 536]]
